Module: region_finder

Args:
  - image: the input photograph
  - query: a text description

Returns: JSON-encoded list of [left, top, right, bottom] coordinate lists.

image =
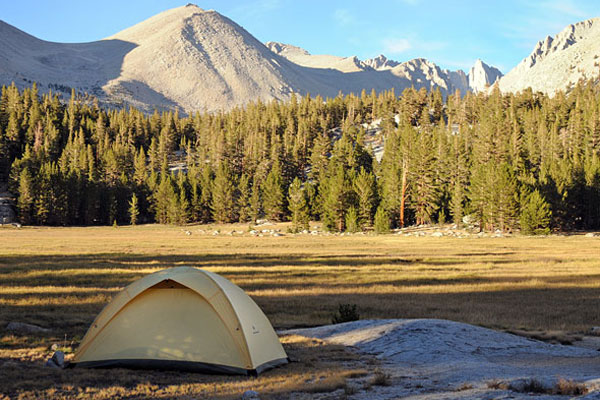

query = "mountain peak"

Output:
[[363, 54, 400, 70], [498, 16, 600, 95], [266, 41, 310, 56], [468, 59, 502, 93]]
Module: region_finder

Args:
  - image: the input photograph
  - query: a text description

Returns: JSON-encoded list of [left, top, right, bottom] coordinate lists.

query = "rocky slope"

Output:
[[0, 5, 312, 113], [363, 54, 400, 70], [498, 17, 600, 95], [0, 4, 502, 113], [468, 59, 503, 92], [267, 41, 500, 96]]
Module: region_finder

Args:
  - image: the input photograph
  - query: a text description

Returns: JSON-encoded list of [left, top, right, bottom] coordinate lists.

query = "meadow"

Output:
[[1, 223, 599, 399]]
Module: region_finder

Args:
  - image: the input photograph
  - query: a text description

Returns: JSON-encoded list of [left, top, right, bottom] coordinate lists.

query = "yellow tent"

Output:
[[71, 267, 288, 375]]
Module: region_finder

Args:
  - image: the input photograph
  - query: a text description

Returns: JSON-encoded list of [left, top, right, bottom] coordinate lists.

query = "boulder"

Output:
[[5, 322, 50, 334], [241, 390, 260, 399], [45, 359, 60, 368], [579, 391, 600, 399], [51, 351, 65, 368]]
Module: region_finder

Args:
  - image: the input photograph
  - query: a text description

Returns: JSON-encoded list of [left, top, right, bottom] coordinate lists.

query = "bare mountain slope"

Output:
[[0, 5, 501, 113], [267, 41, 502, 96], [0, 19, 135, 96], [0, 5, 310, 113], [265, 41, 366, 73], [103, 5, 306, 112], [498, 18, 600, 95]]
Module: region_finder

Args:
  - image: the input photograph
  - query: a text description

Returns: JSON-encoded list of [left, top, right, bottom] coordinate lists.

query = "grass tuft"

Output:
[[370, 368, 392, 387]]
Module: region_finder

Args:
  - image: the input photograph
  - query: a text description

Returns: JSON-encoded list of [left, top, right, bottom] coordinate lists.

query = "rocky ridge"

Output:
[[268, 41, 501, 96], [498, 17, 600, 95]]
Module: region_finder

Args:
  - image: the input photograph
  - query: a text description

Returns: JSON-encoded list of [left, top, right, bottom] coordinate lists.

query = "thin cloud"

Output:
[[230, 0, 282, 20], [540, 0, 589, 18], [501, 0, 595, 50], [383, 38, 412, 53], [333, 9, 355, 26], [383, 36, 447, 55]]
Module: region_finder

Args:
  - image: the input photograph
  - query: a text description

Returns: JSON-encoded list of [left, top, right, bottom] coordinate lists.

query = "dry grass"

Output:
[[553, 378, 588, 396], [1, 223, 600, 398], [486, 378, 588, 396], [0, 334, 366, 399]]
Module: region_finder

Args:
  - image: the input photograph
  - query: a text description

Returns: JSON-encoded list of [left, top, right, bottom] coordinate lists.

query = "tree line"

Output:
[[1, 80, 599, 233]]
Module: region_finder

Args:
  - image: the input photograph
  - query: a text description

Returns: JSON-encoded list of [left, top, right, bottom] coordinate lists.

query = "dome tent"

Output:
[[71, 267, 288, 375]]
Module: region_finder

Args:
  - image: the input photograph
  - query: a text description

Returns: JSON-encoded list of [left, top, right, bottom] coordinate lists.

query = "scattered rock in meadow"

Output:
[[5, 322, 50, 334], [50, 351, 65, 368], [590, 327, 600, 336], [241, 390, 260, 399]]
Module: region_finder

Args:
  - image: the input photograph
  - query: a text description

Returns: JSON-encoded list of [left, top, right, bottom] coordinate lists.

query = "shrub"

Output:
[[370, 369, 391, 386], [331, 303, 360, 324], [553, 378, 587, 396]]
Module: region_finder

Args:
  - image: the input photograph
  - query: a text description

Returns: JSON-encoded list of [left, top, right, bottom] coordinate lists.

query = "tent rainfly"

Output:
[[71, 267, 288, 375]]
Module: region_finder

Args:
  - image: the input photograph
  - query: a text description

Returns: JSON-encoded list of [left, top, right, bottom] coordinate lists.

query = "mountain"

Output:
[[468, 59, 503, 92], [363, 54, 401, 70], [0, 4, 501, 113], [498, 18, 600, 95], [0, 5, 314, 113], [267, 41, 499, 97], [265, 41, 367, 72]]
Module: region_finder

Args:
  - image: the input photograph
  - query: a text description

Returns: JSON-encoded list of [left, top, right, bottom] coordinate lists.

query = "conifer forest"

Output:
[[1, 80, 600, 233]]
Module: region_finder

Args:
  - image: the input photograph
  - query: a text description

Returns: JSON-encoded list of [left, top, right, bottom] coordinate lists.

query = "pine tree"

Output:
[[211, 163, 236, 223], [354, 168, 377, 229], [345, 206, 359, 233], [177, 190, 190, 225], [287, 177, 309, 232], [250, 178, 262, 223], [154, 175, 177, 224], [17, 167, 34, 225], [262, 161, 285, 221], [520, 189, 551, 235], [411, 128, 438, 225], [322, 165, 350, 232], [129, 193, 139, 225], [237, 174, 252, 223], [34, 163, 52, 225], [374, 206, 390, 234], [494, 163, 519, 231], [133, 147, 147, 186], [4, 80, 600, 231]]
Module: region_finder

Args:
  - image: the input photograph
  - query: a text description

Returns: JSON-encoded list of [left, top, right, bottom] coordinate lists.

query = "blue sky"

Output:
[[1, 0, 598, 73]]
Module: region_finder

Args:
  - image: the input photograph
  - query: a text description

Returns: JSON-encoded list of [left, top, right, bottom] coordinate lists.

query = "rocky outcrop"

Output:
[[363, 54, 400, 70], [468, 59, 503, 92]]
